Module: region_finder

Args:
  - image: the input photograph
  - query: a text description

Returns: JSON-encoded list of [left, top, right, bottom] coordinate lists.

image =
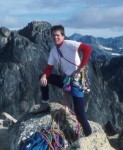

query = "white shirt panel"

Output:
[[48, 40, 82, 75]]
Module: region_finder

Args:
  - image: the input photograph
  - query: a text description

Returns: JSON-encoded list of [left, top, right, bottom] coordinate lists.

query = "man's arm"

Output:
[[78, 43, 92, 69], [40, 64, 54, 86], [43, 64, 54, 77]]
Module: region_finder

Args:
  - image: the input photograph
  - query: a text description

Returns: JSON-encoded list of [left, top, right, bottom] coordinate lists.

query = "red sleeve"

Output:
[[43, 64, 54, 77], [78, 43, 92, 68]]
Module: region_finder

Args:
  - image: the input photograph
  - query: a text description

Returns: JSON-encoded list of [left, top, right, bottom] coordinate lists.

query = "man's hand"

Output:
[[39, 74, 47, 86], [72, 68, 83, 79]]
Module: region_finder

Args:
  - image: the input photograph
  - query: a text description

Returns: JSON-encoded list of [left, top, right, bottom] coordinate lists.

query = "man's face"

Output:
[[52, 30, 64, 45]]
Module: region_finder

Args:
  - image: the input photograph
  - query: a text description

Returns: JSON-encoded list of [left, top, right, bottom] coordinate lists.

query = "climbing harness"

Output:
[[71, 68, 90, 93], [57, 48, 90, 93]]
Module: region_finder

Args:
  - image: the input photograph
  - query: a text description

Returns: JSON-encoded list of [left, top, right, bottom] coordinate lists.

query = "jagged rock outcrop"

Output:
[[88, 58, 123, 132], [0, 27, 11, 52], [10, 103, 114, 150], [0, 21, 54, 119], [18, 21, 52, 48], [101, 56, 123, 102], [84, 62, 118, 133]]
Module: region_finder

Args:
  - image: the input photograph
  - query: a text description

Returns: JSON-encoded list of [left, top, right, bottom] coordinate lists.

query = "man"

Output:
[[30, 25, 92, 136]]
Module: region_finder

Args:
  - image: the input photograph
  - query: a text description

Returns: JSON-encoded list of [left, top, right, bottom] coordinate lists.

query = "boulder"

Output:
[[10, 103, 114, 150]]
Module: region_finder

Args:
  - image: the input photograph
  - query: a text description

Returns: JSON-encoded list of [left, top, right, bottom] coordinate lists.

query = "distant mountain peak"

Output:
[[71, 33, 83, 36], [69, 33, 83, 40]]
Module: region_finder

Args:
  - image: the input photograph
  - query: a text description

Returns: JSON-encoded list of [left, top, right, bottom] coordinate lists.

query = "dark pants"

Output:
[[40, 74, 92, 136]]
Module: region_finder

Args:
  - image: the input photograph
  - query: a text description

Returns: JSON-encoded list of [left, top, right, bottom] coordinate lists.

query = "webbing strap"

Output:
[[81, 69, 85, 83]]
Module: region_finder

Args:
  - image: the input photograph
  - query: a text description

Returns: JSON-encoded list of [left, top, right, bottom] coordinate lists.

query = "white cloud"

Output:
[[63, 6, 123, 29], [28, 0, 82, 9], [85, 0, 123, 7], [0, 0, 123, 37]]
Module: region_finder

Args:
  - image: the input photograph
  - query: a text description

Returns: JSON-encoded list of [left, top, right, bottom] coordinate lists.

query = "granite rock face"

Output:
[[0, 21, 53, 119], [10, 103, 114, 150]]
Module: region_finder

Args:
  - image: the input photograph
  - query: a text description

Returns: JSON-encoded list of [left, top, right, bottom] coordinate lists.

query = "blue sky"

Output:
[[1, 0, 123, 38]]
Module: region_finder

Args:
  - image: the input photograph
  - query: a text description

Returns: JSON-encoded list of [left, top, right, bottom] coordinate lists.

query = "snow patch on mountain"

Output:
[[99, 45, 113, 51], [111, 53, 122, 56]]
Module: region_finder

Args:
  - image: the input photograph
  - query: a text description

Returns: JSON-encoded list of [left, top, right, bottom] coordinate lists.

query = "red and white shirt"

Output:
[[44, 40, 92, 76]]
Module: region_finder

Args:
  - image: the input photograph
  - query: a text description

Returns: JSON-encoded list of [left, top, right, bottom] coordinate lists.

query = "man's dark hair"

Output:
[[51, 25, 65, 36]]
